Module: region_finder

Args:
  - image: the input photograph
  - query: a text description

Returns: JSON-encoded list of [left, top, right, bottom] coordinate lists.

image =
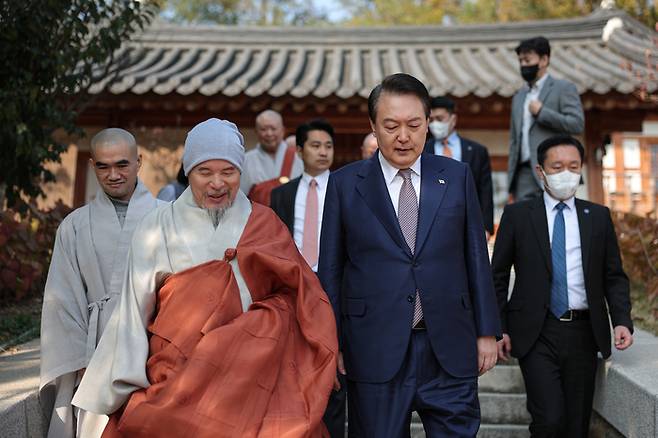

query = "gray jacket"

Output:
[[508, 75, 584, 188]]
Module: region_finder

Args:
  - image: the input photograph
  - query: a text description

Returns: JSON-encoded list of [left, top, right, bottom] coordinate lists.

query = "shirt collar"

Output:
[[442, 131, 460, 147], [301, 169, 330, 189], [378, 150, 422, 185], [529, 73, 549, 92], [543, 190, 575, 211]]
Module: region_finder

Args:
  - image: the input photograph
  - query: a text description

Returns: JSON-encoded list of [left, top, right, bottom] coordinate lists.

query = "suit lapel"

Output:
[[286, 177, 301, 233], [513, 90, 527, 143], [575, 199, 592, 278], [459, 136, 473, 165], [537, 75, 554, 103], [415, 156, 447, 256], [528, 196, 552, 274], [356, 155, 412, 257]]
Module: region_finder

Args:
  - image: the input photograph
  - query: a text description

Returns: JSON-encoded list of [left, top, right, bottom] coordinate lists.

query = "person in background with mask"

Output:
[[492, 135, 633, 438], [508, 36, 584, 202], [424, 96, 494, 239]]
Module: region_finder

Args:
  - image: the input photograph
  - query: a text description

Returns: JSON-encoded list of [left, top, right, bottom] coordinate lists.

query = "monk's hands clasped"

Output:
[[477, 336, 497, 376]]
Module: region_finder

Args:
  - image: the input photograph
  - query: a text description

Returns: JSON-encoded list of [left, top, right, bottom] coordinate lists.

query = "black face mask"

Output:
[[520, 64, 539, 84]]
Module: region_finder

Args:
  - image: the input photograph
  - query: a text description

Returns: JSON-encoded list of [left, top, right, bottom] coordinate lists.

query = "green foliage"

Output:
[[338, 0, 658, 27], [164, 0, 328, 25], [612, 212, 658, 321], [0, 201, 71, 304], [0, 1, 158, 207]]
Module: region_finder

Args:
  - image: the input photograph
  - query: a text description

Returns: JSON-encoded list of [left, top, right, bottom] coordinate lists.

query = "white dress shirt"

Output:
[[293, 170, 330, 272], [543, 191, 588, 310], [433, 131, 462, 162], [378, 152, 421, 216], [521, 74, 549, 163]]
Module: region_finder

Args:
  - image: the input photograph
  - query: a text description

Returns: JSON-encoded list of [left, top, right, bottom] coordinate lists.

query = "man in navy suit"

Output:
[[423, 96, 494, 238], [318, 73, 501, 437]]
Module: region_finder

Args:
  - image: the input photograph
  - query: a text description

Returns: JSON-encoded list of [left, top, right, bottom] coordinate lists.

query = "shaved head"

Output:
[[255, 109, 285, 154], [89, 128, 141, 201], [90, 128, 137, 159], [361, 132, 378, 160], [255, 110, 283, 127]]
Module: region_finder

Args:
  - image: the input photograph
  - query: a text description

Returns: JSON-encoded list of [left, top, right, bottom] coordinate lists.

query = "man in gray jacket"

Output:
[[508, 36, 584, 202]]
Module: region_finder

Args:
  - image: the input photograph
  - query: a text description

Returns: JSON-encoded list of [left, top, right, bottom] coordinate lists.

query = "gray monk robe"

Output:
[[40, 181, 163, 438]]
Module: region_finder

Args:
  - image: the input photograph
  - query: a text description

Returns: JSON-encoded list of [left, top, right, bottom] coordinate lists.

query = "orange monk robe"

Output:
[[102, 204, 337, 438]]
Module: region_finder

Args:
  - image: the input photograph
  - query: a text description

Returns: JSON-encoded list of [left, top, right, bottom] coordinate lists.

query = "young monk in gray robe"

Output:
[[40, 128, 164, 438]]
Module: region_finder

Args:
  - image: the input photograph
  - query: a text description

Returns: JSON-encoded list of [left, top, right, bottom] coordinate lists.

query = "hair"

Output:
[[537, 135, 585, 166], [295, 119, 335, 148], [90, 128, 137, 157], [368, 73, 431, 122], [515, 36, 551, 57], [430, 96, 456, 114]]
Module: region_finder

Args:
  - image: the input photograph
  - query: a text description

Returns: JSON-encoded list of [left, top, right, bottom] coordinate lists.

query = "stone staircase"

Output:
[[410, 360, 531, 437]]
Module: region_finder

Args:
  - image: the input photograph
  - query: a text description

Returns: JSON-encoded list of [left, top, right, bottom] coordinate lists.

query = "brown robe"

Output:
[[102, 204, 337, 437]]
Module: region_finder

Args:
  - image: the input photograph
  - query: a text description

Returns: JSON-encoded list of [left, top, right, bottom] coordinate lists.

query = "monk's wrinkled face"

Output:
[[188, 159, 240, 210], [90, 141, 141, 202], [370, 92, 428, 169], [255, 113, 284, 154]]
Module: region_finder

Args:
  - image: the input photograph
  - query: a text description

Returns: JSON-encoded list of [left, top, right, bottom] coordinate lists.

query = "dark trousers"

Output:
[[519, 316, 598, 438], [323, 373, 347, 438], [347, 330, 480, 438]]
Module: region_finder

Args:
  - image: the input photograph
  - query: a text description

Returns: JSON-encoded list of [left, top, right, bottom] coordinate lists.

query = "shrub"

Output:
[[612, 211, 658, 318], [0, 201, 71, 305]]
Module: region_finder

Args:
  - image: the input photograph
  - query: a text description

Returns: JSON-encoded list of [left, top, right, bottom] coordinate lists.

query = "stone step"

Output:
[[478, 364, 525, 393], [480, 392, 531, 425], [410, 423, 529, 437], [409, 392, 530, 426]]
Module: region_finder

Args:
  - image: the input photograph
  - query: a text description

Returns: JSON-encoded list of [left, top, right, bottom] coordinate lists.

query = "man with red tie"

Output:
[[270, 119, 344, 436]]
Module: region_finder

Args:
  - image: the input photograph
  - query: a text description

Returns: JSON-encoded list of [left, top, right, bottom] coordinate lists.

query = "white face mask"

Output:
[[542, 169, 581, 200], [429, 121, 450, 140]]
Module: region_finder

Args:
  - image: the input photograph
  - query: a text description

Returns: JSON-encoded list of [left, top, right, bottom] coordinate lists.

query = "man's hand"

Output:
[[529, 100, 543, 116], [334, 351, 346, 391], [477, 336, 497, 376], [497, 334, 512, 362], [614, 326, 633, 350]]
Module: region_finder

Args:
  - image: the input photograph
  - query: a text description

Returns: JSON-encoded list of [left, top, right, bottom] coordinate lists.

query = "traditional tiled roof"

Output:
[[90, 8, 656, 98]]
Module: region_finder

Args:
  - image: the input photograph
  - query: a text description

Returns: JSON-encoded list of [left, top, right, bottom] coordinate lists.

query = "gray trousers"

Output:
[[511, 163, 543, 202]]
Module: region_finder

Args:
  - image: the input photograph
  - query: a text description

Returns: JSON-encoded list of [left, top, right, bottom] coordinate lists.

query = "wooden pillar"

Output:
[[584, 110, 604, 204]]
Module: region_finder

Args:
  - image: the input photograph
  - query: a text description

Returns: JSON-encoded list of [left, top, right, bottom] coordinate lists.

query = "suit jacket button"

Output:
[[407, 295, 414, 303]]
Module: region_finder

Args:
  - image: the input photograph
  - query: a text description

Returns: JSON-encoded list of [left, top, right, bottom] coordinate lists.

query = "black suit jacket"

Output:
[[491, 196, 633, 359], [424, 135, 494, 233], [270, 176, 301, 234]]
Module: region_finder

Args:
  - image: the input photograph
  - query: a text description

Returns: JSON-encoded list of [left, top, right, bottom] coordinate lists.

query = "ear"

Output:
[[534, 164, 544, 182], [296, 145, 303, 157], [137, 154, 142, 170]]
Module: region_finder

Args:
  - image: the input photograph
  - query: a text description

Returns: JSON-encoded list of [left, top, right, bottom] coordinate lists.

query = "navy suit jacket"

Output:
[[318, 152, 501, 383], [424, 135, 494, 234]]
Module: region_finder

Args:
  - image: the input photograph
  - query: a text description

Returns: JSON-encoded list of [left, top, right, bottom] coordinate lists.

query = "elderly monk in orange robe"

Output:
[[72, 118, 338, 438]]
